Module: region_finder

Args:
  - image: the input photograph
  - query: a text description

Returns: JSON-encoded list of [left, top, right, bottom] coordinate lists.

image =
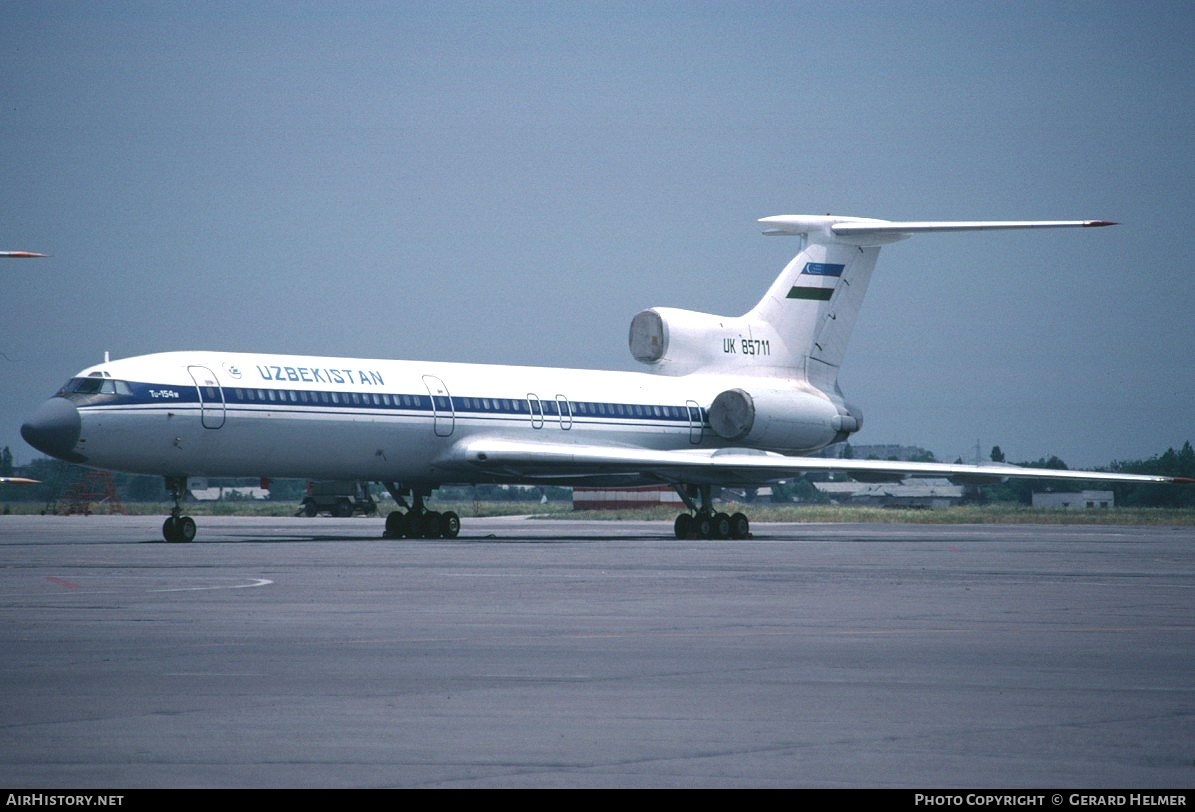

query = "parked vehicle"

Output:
[[299, 480, 376, 517]]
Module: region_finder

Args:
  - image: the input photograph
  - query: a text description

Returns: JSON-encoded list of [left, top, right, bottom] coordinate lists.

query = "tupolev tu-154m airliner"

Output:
[[21, 214, 1192, 542]]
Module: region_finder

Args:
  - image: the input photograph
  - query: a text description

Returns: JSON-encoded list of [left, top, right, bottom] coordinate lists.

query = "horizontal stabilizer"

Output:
[[759, 215, 1116, 243], [832, 219, 1116, 235]]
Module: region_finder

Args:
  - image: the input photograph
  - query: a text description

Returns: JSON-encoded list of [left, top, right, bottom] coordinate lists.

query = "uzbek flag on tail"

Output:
[[786, 262, 844, 301]]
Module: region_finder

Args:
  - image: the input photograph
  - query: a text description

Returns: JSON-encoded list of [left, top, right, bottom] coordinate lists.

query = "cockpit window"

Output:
[[68, 377, 105, 394], [61, 377, 132, 396]]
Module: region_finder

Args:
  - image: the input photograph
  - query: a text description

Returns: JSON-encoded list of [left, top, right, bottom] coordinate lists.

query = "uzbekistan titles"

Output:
[[256, 365, 384, 386]]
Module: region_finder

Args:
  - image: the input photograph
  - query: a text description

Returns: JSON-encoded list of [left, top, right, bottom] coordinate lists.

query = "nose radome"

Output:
[[21, 397, 85, 462]]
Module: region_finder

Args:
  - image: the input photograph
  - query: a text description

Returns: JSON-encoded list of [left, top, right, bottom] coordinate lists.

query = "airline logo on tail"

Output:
[[787, 261, 845, 301]]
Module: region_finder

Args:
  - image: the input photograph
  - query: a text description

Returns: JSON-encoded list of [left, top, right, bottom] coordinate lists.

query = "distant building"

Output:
[[1032, 490, 1114, 509], [571, 485, 775, 510], [572, 485, 683, 510], [813, 478, 964, 509], [189, 486, 270, 501], [188, 477, 269, 501]]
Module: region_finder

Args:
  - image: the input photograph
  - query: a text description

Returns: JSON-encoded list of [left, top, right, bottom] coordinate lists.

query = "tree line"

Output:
[[976, 442, 1195, 507]]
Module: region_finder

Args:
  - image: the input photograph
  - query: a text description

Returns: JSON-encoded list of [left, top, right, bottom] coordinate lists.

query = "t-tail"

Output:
[[628, 214, 1114, 444], [631, 214, 1114, 389]]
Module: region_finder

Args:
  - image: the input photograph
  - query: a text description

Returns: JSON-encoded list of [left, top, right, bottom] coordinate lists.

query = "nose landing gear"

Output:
[[162, 476, 196, 542]]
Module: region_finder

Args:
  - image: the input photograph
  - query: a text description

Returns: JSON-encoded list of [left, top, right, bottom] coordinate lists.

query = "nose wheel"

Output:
[[163, 515, 197, 543], [162, 476, 196, 542]]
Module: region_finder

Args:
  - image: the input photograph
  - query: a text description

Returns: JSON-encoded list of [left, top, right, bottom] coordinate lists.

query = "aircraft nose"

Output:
[[21, 397, 84, 462]]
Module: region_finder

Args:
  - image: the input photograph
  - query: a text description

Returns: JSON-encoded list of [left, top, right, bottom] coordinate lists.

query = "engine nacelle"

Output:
[[707, 387, 858, 452], [629, 307, 785, 376]]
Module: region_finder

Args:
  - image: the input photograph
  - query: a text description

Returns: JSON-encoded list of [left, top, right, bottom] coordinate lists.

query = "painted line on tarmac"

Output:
[[149, 577, 273, 592]]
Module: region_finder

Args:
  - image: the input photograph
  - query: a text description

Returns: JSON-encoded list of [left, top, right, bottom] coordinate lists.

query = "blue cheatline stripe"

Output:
[[802, 262, 845, 277], [85, 380, 704, 424]]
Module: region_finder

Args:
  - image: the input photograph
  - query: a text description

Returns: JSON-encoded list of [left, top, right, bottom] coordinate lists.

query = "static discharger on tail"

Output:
[[20, 213, 1188, 542]]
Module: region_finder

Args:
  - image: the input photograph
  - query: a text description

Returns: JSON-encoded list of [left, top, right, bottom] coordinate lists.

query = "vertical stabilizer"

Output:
[[746, 224, 882, 391]]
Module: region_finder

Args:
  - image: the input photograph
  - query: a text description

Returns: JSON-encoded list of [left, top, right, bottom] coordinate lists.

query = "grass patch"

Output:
[[542, 503, 1195, 526], [0, 499, 565, 518], [4, 500, 1193, 526]]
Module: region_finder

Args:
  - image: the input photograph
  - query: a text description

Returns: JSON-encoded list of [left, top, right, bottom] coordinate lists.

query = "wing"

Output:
[[440, 438, 1192, 487], [0, 477, 39, 485]]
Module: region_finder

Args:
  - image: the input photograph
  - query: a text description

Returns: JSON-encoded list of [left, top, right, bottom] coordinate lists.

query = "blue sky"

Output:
[[2, 1, 1192, 468]]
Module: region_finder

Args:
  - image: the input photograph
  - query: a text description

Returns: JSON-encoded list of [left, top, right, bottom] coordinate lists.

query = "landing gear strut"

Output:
[[381, 483, 460, 539], [162, 476, 196, 543], [672, 484, 750, 540]]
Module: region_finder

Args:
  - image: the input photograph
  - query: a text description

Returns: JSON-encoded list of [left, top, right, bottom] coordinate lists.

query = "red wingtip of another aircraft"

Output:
[[0, 251, 48, 258], [1084, 220, 1118, 227], [1172, 477, 1195, 485]]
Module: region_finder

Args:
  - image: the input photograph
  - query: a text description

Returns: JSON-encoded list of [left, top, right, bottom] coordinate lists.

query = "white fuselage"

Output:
[[62, 350, 841, 485]]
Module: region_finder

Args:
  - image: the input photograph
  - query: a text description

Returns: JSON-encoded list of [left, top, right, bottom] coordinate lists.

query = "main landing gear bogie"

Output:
[[671, 483, 751, 540], [383, 509, 461, 539], [673, 510, 750, 540], [381, 484, 460, 539]]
